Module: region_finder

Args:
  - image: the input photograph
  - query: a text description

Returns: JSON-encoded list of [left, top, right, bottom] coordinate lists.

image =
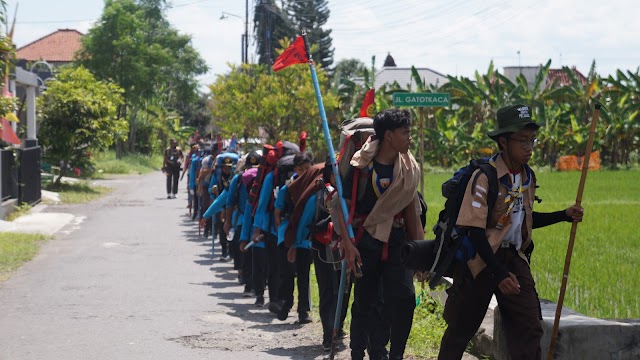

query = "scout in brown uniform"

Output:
[[438, 104, 584, 360], [163, 139, 184, 199], [341, 108, 424, 360]]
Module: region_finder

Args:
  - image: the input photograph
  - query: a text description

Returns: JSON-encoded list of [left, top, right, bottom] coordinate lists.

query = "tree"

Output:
[[77, 0, 207, 153], [176, 92, 213, 134], [38, 66, 126, 185], [333, 58, 366, 82], [209, 39, 339, 157], [254, 0, 294, 66], [284, 0, 334, 70]]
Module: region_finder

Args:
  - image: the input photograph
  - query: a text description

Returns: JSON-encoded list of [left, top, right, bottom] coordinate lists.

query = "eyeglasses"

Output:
[[509, 137, 538, 149]]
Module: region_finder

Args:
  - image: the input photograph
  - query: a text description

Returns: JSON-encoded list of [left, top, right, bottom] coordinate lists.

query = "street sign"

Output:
[[393, 92, 450, 107]]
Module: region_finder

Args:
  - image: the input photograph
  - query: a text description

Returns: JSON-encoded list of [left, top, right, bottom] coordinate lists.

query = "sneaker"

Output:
[[167, 194, 172, 199], [242, 289, 254, 298], [219, 256, 228, 262], [172, 193, 177, 199], [322, 339, 332, 352], [297, 312, 312, 324], [254, 296, 265, 307], [268, 300, 283, 315], [276, 303, 290, 321]]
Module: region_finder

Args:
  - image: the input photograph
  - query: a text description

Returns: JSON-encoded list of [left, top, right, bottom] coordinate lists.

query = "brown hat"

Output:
[[488, 104, 541, 140]]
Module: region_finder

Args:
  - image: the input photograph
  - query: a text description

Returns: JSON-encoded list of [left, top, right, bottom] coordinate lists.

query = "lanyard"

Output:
[[497, 173, 523, 230]]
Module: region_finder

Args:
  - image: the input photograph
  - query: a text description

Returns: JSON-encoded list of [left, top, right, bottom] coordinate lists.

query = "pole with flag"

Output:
[[272, 32, 356, 358]]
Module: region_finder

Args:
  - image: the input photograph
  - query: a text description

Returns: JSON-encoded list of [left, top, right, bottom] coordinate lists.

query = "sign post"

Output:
[[393, 92, 450, 193]]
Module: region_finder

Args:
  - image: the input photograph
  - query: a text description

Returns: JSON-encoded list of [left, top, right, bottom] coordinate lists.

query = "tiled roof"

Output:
[[547, 67, 588, 87], [17, 29, 84, 62]]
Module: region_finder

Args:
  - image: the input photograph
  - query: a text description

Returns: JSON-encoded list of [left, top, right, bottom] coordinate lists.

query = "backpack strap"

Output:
[[348, 167, 359, 224]]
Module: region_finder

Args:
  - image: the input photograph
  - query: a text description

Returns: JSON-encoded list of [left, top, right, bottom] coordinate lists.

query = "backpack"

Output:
[[426, 159, 534, 289], [337, 117, 375, 222], [247, 141, 300, 215], [275, 154, 297, 189], [213, 152, 239, 191]]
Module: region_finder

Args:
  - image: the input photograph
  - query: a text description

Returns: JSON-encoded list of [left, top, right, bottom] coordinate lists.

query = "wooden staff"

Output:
[[547, 104, 601, 358]]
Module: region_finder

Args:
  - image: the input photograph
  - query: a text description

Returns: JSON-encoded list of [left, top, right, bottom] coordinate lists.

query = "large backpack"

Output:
[[275, 154, 297, 188], [337, 117, 375, 222], [214, 152, 240, 191], [247, 141, 300, 215]]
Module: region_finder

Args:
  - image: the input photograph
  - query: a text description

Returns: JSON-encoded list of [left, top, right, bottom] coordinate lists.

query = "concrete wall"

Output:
[[492, 299, 640, 359]]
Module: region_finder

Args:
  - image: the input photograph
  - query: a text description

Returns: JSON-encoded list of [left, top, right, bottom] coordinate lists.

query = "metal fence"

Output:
[[17, 146, 41, 205], [1, 149, 17, 201]]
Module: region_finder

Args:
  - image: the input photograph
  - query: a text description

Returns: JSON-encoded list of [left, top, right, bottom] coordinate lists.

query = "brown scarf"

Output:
[[351, 137, 421, 242], [283, 163, 325, 248]]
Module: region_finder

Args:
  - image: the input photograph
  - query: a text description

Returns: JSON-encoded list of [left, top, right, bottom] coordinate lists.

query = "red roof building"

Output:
[[504, 65, 588, 90], [17, 29, 83, 65], [547, 67, 588, 87]]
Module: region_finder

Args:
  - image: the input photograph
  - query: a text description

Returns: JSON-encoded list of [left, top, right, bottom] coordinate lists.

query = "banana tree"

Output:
[[601, 70, 640, 166], [544, 61, 602, 159]]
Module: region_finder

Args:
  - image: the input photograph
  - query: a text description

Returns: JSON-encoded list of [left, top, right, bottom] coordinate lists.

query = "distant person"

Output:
[[163, 139, 183, 199]]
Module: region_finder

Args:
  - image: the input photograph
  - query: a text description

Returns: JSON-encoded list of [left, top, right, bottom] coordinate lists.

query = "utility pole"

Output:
[[265, 0, 271, 66], [244, 0, 249, 64]]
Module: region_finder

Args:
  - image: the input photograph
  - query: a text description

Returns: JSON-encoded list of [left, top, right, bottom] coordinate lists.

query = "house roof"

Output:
[[547, 67, 588, 87], [374, 67, 449, 90], [17, 29, 84, 62]]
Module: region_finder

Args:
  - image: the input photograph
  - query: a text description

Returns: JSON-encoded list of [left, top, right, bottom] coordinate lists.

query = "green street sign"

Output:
[[393, 92, 450, 107]]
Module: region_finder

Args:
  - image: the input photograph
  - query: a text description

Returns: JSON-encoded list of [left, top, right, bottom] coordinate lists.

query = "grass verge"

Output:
[[4, 203, 33, 222], [93, 150, 163, 175], [0, 232, 50, 282], [43, 181, 112, 204]]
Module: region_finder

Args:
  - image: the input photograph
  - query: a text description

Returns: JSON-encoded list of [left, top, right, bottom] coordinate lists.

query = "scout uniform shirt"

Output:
[[455, 153, 536, 278]]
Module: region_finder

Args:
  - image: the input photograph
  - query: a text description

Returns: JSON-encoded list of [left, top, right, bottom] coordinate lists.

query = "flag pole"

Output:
[[301, 32, 355, 359], [546, 103, 600, 359]]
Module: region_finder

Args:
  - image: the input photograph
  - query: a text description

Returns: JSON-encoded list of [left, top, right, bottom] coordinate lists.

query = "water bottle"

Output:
[[227, 228, 235, 241]]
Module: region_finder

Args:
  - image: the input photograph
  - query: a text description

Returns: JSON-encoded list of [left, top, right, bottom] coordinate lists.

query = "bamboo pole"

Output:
[[419, 107, 425, 192], [546, 104, 601, 359]]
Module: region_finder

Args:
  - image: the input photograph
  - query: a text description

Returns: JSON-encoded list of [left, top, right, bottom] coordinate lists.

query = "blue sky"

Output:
[[8, 0, 640, 86]]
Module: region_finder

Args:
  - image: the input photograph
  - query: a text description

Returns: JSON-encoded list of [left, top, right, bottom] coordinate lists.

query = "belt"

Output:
[[500, 241, 517, 249]]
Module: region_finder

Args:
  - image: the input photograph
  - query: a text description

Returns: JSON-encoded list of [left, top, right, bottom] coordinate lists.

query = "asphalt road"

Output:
[[0, 173, 335, 360]]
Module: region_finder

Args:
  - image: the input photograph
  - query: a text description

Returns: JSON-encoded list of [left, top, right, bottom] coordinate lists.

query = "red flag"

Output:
[[299, 131, 307, 152], [272, 36, 308, 72], [0, 118, 20, 145], [359, 88, 375, 118]]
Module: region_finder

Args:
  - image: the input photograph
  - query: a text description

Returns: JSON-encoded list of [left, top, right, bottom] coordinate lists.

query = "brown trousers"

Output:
[[438, 247, 543, 360]]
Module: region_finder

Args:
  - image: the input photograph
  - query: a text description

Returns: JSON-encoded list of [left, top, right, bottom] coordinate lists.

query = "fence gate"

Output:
[[17, 146, 41, 205], [1, 149, 17, 201]]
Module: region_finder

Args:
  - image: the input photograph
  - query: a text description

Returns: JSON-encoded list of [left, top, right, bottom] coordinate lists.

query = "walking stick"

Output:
[[547, 104, 600, 359], [301, 33, 357, 360]]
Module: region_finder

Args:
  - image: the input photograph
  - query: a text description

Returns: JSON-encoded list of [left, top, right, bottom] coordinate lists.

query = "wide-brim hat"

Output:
[[488, 104, 541, 140]]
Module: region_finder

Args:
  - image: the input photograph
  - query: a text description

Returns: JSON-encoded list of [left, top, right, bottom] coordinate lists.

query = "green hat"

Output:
[[488, 104, 541, 140]]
